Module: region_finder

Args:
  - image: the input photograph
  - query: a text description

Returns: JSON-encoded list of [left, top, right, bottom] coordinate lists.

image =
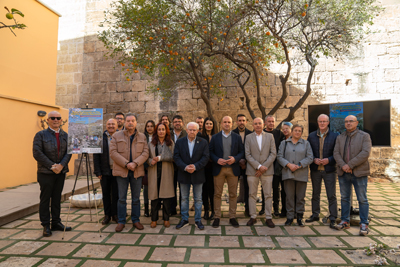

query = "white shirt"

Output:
[[222, 131, 231, 138], [48, 126, 60, 133], [255, 132, 263, 170]]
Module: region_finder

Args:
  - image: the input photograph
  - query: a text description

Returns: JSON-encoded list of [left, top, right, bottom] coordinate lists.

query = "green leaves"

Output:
[[11, 8, 24, 17]]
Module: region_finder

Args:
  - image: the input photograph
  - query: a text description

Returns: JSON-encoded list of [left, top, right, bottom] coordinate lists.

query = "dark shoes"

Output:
[[229, 218, 239, 228], [265, 219, 275, 228], [209, 212, 215, 220], [195, 221, 205, 230], [115, 223, 125, 232], [284, 219, 293, 226], [305, 215, 320, 223], [273, 210, 280, 217], [51, 222, 72, 231], [102, 215, 111, 225], [329, 220, 337, 229], [297, 213, 305, 227], [246, 218, 257, 226], [258, 210, 265, 216], [176, 220, 189, 229], [112, 215, 118, 223], [212, 218, 220, 228], [133, 222, 144, 230], [203, 211, 210, 220], [43, 225, 52, 237]]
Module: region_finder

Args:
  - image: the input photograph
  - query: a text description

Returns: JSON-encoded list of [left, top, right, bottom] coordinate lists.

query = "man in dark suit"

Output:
[[174, 122, 209, 230], [232, 114, 253, 217], [209, 116, 245, 228]]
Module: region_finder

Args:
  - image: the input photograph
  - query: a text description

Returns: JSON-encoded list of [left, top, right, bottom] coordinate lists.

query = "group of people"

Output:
[[33, 110, 372, 237]]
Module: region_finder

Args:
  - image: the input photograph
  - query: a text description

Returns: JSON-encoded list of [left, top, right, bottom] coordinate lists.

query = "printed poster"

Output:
[[329, 102, 364, 134], [67, 108, 103, 154]]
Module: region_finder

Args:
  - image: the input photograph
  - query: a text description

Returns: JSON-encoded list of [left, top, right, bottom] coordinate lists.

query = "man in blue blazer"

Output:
[[209, 116, 245, 228], [174, 122, 209, 230]]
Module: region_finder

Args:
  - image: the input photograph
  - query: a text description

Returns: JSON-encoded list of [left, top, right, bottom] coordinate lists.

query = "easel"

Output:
[[62, 105, 101, 239]]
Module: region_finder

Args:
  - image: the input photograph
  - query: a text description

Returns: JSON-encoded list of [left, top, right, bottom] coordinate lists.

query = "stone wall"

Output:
[[47, 0, 400, 182]]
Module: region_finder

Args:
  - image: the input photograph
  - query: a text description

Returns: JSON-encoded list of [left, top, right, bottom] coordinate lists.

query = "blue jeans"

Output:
[[116, 176, 142, 224], [338, 173, 369, 225], [180, 183, 203, 222]]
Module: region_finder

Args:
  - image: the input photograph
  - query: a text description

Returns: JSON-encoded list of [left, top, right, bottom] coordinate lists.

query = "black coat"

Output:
[[33, 128, 71, 174], [209, 131, 245, 177], [93, 131, 113, 177], [307, 129, 339, 173], [232, 127, 253, 175], [174, 136, 209, 184]]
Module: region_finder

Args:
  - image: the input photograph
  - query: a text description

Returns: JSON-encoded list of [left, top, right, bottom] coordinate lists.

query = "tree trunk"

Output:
[[250, 63, 267, 119]]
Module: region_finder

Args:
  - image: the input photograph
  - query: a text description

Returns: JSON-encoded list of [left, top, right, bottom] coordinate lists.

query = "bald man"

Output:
[[209, 116, 245, 228], [33, 111, 72, 237], [333, 115, 372, 236], [93, 119, 119, 225]]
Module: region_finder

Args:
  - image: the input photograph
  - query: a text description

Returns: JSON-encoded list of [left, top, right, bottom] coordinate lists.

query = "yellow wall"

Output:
[[0, 0, 59, 104]]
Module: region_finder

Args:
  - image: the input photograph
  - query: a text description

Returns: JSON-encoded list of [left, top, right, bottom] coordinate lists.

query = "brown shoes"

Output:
[[265, 219, 275, 228], [133, 222, 144, 230], [246, 218, 257, 226], [150, 221, 157, 228], [115, 223, 125, 232], [164, 221, 170, 228]]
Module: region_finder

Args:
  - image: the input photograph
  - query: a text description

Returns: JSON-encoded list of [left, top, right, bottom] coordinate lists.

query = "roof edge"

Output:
[[35, 0, 62, 17]]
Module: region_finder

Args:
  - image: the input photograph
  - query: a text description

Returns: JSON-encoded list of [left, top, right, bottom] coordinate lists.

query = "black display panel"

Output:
[[308, 100, 391, 146]]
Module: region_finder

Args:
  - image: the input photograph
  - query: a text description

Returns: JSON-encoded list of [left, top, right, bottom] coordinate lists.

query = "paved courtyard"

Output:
[[0, 180, 399, 266]]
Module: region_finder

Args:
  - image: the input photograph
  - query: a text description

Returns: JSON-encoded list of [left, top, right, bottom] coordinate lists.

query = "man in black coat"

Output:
[[210, 116, 245, 228], [93, 118, 119, 225], [174, 122, 209, 230], [232, 114, 253, 217], [33, 111, 72, 237]]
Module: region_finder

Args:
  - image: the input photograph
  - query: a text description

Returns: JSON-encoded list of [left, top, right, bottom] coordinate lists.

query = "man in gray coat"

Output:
[[245, 118, 276, 227], [333, 115, 372, 236]]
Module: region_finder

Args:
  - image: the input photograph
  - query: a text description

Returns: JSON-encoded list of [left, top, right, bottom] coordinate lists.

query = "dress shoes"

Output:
[[176, 220, 189, 229], [195, 221, 205, 230], [229, 218, 240, 228], [246, 218, 257, 226], [133, 222, 144, 230], [258, 210, 265, 215], [305, 215, 320, 223], [112, 215, 118, 223], [203, 211, 210, 220], [115, 223, 125, 232], [164, 221, 170, 228], [297, 213, 305, 227], [265, 219, 275, 228], [51, 222, 71, 231], [212, 218, 220, 228], [43, 225, 52, 237], [102, 215, 111, 225], [150, 221, 157, 228], [284, 219, 293, 226]]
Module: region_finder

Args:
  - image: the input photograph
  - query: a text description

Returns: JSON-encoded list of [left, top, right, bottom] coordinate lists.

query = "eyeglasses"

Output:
[[50, 117, 62, 120], [318, 121, 329, 123], [115, 118, 124, 120], [344, 120, 356, 123]]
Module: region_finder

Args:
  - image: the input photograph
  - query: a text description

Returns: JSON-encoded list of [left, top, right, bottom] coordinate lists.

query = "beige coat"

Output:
[[147, 141, 175, 200], [245, 131, 277, 176], [110, 129, 149, 178]]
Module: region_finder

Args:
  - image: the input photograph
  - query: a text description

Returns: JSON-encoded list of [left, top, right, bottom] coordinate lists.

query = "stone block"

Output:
[[83, 52, 104, 64], [384, 69, 400, 82], [116, 81, 132, 92], [379, 55, 400, 69], [110, 92, 123, 103], [64, 63, 79, 73], [60, 95, 73, 105], [106, 103, 130, 114], [387, 45, 400, 55], [146, 101, 160, 112], [56, 86, 66, 95], [96, 41, 108, 52], [57, 73, 74, 85], [92, 93, 110, 104], [270, 85, 283, 97], [297, 72, 314, 85], [193, 89, 201, 99], [71, 54, 83, 63], [285, 96, 301, 108], [276, 108, 290, 121], [381, 147, 400, 159], [265, 97, 280, 109], [225, 87, 238, 98], [68, 43, 77, 54], [377, 82, 394, 93], [67, 85, 78, 95], [177, 99, 197, 112], [267, 72, 277, 85], [136, 112, 158, 124], [58, 55, 71, 64], [76, 42, 84, 54], [100, 70, 121, 82], [138, 91, 154, 101], [74, 73, 82, 84], [95, 61, 115, 70], [325, 58, 346, 71], [129, 101, 145, 113], [106, 82, 117, 92], [370, 159, 390, 176], [132, 80, 147, 92], [89, 83, 107, 93], [123, 92, 138, 102], [314, 71, 332, 84], [177, 89, 193, 100], [57, 65, 63, 74], [84, 42, 96, 53], [82, 72, 99, 84], [370, 147, 381, 159], [79, 94, 92, 105], [82, 62, 94, 72]]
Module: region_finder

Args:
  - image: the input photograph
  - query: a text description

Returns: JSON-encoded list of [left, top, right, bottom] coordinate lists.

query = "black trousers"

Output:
[[243, 174, 249, 211], [37, 172, 65, 226], [170, 170, 182, 213], [202, 167, 214, 212], [100, 175, 118, 217], [151, 198, 171, 221]]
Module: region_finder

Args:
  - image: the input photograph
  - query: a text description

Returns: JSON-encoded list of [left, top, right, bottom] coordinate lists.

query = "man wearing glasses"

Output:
[[115, 112, 125, 131], [307, 114, 339, 228], [333, 115, 372, 236], [33, 111, 72, 237]]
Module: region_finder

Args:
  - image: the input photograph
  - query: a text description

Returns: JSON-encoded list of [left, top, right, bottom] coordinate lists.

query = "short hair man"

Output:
[[333, 115, 372, 236], [110, 113, 149, 232], [245, 118, 277, 227], [174, 122, 209, 230], [195, 116, 204, 133], [33, 111, 72, 237], [232, 114, 253, 217], [115, 112, 125, 131], [209, 116, 245, 228], [264, 115, 285, 217], [170, 114, 187, 215], [93, 119, 119, 225], [306, 114, 339, 228]]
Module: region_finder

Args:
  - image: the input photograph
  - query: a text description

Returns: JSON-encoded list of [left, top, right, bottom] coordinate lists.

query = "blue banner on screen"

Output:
[[329, 102, 364, 134]]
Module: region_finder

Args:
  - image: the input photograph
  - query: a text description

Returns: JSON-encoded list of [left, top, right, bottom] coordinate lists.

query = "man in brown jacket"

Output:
[[245, 118, 277, 227], [333, 115, 372, 236], [110, 113, 149, 232]]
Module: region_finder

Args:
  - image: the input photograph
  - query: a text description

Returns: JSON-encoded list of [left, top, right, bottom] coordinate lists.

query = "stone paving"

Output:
[[0, 181, 399, 266]]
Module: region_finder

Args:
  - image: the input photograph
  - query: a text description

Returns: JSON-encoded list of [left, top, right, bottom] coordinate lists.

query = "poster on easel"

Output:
[[67, 108, 103, 154]]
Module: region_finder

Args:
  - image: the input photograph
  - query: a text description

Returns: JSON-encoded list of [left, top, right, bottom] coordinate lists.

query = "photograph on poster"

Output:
[[67, 108, 103, 154], [329, 102, 364, 134]]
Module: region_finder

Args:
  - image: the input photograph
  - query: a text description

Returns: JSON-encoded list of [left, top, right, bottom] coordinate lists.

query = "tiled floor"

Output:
[[0, 181, 399, 266]]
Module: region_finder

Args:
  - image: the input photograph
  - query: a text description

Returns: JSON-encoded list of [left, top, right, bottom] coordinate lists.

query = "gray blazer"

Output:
[[277, 137, 314, 182], [245, 131, 276, 176]]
